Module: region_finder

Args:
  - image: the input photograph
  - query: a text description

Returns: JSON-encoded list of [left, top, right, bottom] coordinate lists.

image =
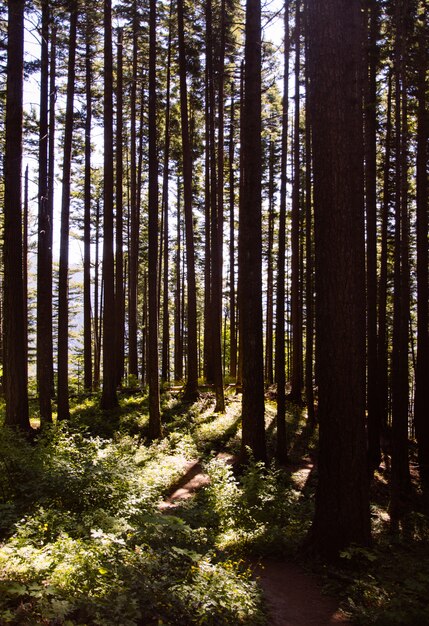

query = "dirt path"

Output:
[[159, 458, 351, 626]]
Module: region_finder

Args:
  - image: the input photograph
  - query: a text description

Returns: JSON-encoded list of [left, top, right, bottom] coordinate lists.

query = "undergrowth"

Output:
[[1, 391, 428, 625]]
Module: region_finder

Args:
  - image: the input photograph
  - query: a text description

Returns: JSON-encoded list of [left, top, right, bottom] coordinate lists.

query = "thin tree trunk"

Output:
[[93, 199, 101, 390], [57, 3, 78, 421], [115, 28, 125, 387], [365, 0, 381, 474], [229, 87, 237, 380], [174, 176, 183, 381], [265, 139, 275, 385], [414, 3, 429, 493], [37, 0, 53, 423], [83, 7, 93, 392], [390, 0, 412, 523], [147, 0, 162, 438], [290, 0, 303, 403], [128, 0, 139, 379], [100, 0, 118, 410], [177, 0, 199, 401], [275, 1, 290, 463], [161, 5, 173, 383]]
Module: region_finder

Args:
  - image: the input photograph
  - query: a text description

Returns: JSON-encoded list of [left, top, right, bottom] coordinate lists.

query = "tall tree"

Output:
[[37, 0, 53, 424], [275, 0, 290, 463], [177, 0, 199, 401], [147, 0, 162, 438], [3, 0, 29, 430], [365, 0, 381, 473], [115, 27, 125, 387], [228, 87, 237, 380], [289, 0, 303, 403], [414, 1, 429, 493], [390, 0, 411, 520], [239, 0, 266, 462], [100, 0, 118, 409], [306, 0, 371, 556], [57, 2, 78, 421], [3, 0, 30, 430], [83, 3, 93, 392]]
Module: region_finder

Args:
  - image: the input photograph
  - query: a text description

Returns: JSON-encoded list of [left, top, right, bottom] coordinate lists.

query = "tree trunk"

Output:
[[83, 6, 93, 392], [239, 0, 266, 463], [57, 3, 78, 421], [364, 0, 381, 474], [290, 0, 303, 404], [228, 88, 237, 380], [177, 0, 199, 401], [37, 0, 53, 424], [115, 28, 125, 387], [3, 0, 29, 430], [147, 0, 162, 438], [306, 0, 371, 557], [275, 1, 290, 463], [390, 0, 411, 521], [100, 0, 118, 410], [414, 3, 429, 494], [174, 177, 183, 381], [265, 140, 275, 386], [128, 0, 139, 379]]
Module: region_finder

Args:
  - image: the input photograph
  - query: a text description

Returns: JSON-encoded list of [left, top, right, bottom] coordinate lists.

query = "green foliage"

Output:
[[0, 394, 266, 625]]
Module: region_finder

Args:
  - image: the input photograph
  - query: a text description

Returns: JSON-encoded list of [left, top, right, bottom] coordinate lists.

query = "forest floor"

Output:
[[158, 395, 351, 626]]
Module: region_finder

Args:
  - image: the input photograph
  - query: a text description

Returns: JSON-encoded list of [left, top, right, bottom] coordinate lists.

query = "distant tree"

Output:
[[115, 27, 125, 387], [239, 0, 266, 463], [306, 0, 371, 556]]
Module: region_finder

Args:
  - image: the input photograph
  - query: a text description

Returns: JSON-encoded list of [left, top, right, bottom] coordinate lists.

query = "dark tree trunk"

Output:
[[265, 140, 275, 386], [377, 71, 392, 448], [228, 88, 237, 380], [57, 3, 78, 421], [290, 0, 303, 404], [93, 199, 101, 390], [177, 0, 199, 401], [3, 0, 29, 430], [161, 5, 173, 383], [275, 1, 290, 463], [239, 0, 266, 463], [47, 24, 56, 399], [174, 177, 183, 381], [304, 1, 315, 426], [37, 0, 53, 424], [306, 0, 371, 557], [390, 0, 411, 521], [83, 7, 93, 392], [115, 28, 125, 387], [128, 0, 139, 379], [147, 0, 162, 438], [100, 0, 118, 410], [364, 0, 381, 474], [414, 4, 429, 493]]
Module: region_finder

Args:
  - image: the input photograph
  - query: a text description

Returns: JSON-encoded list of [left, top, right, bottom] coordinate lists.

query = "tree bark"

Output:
[[306, 0, 371, 557], [37, 0, 53, 424], [100, 0, 118, 410], [239, 0, 266, 463], [57, 3, 78, 421], [177, 0, 199, 401], [115, 28, 125, 387], [147, 0, 162, 438]]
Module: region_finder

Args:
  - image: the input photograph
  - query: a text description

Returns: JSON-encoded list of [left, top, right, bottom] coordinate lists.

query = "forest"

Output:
[[0, 0, 428, 623]]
